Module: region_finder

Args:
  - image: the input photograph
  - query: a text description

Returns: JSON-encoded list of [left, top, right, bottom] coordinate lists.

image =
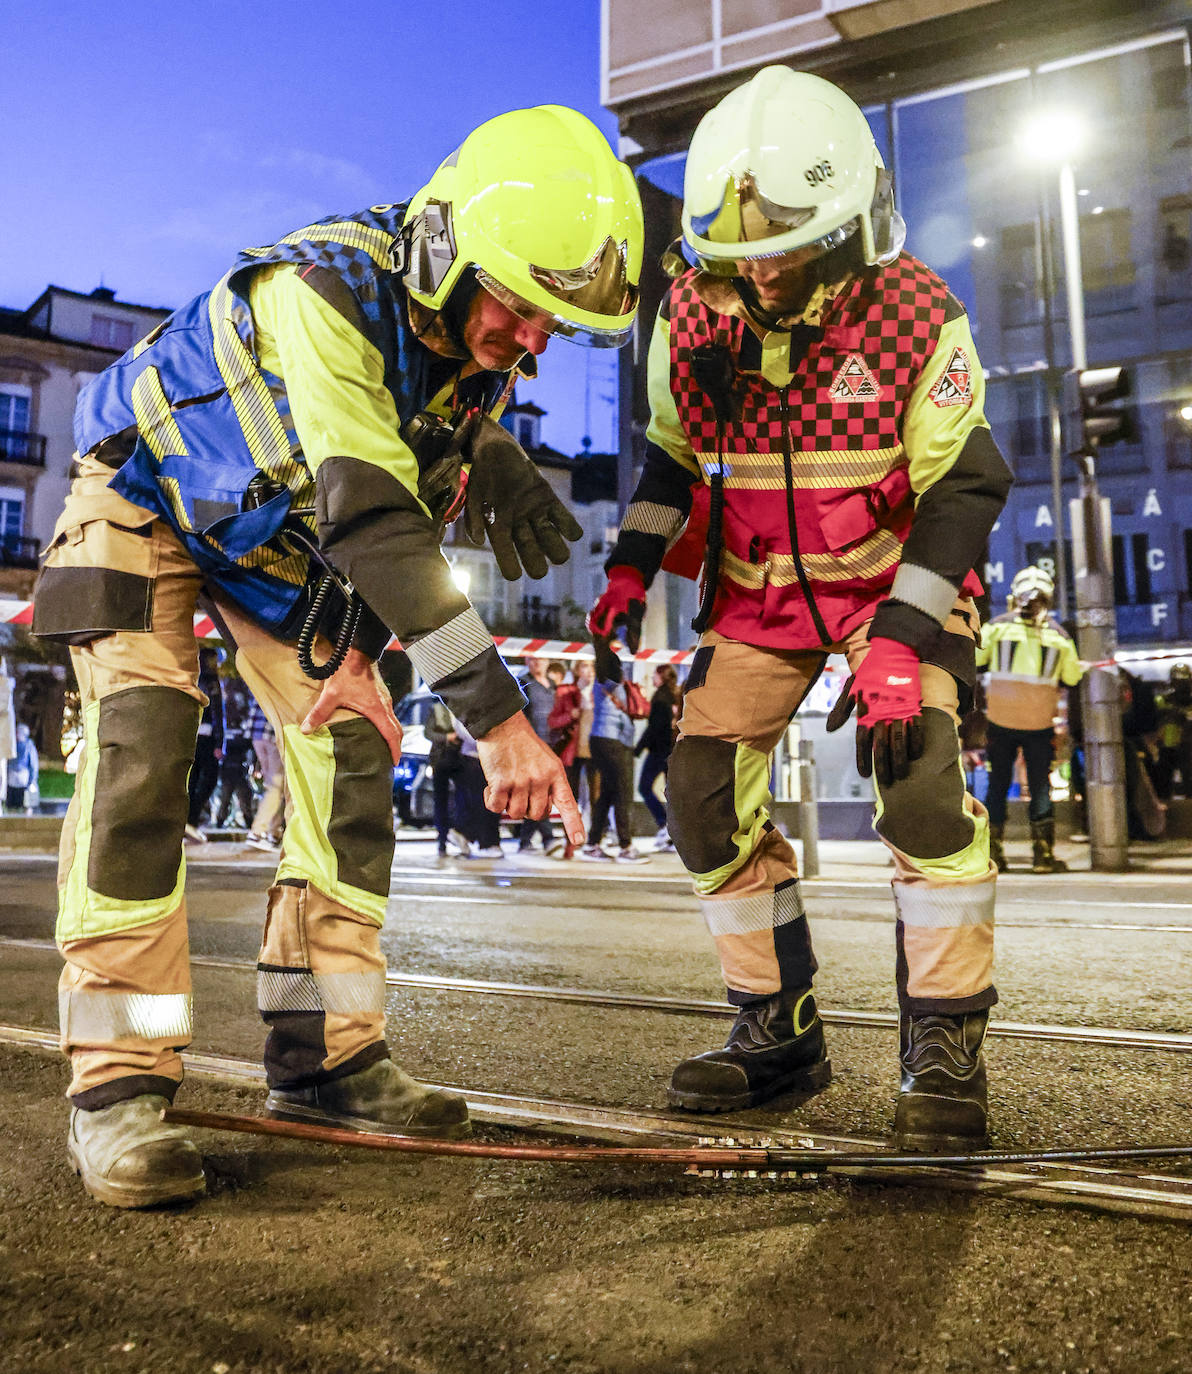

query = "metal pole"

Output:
[[1054, 160, 1129, 872], [1070, 480, 1129, 871], [1036, 180, 1069, 621], [797, 739, 820, 879], [1057, 162, 1087, 371]]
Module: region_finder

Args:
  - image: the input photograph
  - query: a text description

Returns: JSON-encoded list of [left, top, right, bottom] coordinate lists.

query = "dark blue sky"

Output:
[[0, 0, 621, 453]]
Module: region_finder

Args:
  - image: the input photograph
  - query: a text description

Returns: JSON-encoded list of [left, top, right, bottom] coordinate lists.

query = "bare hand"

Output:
[[476, 711, 584, 845], [301, 648, 403, 766]]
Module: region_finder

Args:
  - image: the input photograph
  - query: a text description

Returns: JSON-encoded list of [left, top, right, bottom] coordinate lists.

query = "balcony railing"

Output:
[[0, 429, 47, 466], [0, 535, 41, 568]]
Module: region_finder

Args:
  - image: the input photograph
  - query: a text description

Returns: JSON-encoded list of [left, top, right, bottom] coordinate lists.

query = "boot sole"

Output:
[[265, 1097, 473, 1140], [893, 1129, 990, 1154], [69, 1142, 206, 1210], [667, 1058, 832, 1114]]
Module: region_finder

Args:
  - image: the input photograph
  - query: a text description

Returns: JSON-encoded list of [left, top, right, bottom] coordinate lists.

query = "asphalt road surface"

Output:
[[4, 838, 1192, 1374]]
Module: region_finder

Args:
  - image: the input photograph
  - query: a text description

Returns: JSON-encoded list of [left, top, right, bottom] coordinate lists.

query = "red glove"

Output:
[[587, 566, 646, 652], [846, 637, 925, 787]]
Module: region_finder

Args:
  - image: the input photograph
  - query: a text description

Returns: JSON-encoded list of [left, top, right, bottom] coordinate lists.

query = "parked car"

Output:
[[392, 689, 436, 826]]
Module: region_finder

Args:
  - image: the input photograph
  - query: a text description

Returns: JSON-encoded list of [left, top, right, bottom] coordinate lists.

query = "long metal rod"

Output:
[[7, 1026, 1192, 1220], [163, 1106, 1192, 1176]]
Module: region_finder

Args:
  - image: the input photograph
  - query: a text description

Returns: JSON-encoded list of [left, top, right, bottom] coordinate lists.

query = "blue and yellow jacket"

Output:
[[71, 205, 524, 736]]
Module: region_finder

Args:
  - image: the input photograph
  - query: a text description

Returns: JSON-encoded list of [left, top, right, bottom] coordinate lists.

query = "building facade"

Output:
[[0, 286, 170, 597], [603, 0, 1192, 651]]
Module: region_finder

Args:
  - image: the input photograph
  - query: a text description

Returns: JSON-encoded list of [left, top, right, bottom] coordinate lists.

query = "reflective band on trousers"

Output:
[[406, 606, 494, 686], [60, 989, 193, 1042], [257, 968, 387, 1016], [893, 878, 996, 929], [701, 882, 804, 937]]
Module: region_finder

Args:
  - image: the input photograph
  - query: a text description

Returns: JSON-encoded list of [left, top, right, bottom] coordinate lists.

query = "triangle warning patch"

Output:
[[828, 353, 881, 403], [928, 346, 974, 408]]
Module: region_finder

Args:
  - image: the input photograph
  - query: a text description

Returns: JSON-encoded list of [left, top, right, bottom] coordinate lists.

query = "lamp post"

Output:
[[1019, 109, 1129, 872]]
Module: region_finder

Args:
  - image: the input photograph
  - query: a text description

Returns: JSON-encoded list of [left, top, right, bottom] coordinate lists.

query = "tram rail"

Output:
[[3, 1022, 1192, 1224], [3, 934, 1192, 1055]]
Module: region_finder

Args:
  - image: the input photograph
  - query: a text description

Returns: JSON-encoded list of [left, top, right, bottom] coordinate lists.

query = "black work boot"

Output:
[[668, 988, 832, 1113], [989, 823, 1009, 873], [266, 1058, 471, 1138], [894, 1010, 989, 1151], [1030, 818, 1068, 873]]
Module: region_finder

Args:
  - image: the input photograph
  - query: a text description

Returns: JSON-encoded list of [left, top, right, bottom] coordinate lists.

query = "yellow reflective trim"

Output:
[[130, 368, 187, 463], [58, 700, 187, 942], [157, 475, 195, 534], [277, 724, 388, 924], [690, 743, 771, 896], [268, 220, 393, 265], [721, 531, 902, 588], [208, 271, 300, 488], [697, 446, 904, 490]]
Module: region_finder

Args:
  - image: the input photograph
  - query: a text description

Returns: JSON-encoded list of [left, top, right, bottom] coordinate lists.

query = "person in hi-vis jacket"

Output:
[[32, 106, 643, 1208], [590, 68, 1012, 1150]]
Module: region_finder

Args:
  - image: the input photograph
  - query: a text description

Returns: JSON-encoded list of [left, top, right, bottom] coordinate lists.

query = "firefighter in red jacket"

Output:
[[590, 67, 1012, 1149]]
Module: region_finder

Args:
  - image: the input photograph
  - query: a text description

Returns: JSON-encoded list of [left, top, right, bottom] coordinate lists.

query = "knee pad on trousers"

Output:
[[667, 735, 741, 877], [875, 706, 974, 860], [90, 685, 201, 900], [325, 717, 398, 897]]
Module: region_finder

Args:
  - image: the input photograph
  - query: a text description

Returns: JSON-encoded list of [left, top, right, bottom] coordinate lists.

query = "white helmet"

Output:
[[682, 66, 905, 277], [1010, 565, 1055, 623]]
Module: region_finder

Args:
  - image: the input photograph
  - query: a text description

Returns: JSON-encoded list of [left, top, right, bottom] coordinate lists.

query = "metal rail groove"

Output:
[[4, 934, 1192, 1054], [3, 1023, 1192, 1223]]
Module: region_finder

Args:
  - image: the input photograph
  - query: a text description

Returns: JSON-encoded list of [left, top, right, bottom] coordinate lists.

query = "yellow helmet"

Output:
[[682, 66, 905, 277], [404, 105, 643, 348]]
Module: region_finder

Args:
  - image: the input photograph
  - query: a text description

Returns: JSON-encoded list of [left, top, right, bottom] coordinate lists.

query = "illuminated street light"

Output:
[[971, 234, 988, 248], [1017, 107, 1088, 164], [450, 563, 471, 597], [1021, 104, 1128, 870]]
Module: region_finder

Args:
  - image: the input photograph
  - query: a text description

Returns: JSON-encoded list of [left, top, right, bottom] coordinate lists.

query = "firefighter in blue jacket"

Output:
[[33, 106, 643, 1208]]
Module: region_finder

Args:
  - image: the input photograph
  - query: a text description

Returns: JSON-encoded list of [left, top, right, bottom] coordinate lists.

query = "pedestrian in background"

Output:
[[515, 655, 561, 854], [579, 643, 649, 864], [427, 699, 466, 857], [1154, 663, 1192, 802], [636, 664, 679, 851], [214, 677, 257, 831], [0, 656, 15, 804], [185, 645, 224, 843], [976, 566, 1082, 874], [549, 657, 598, 860], [245, 696, 284, 853], [453, 716, 504, 858], [6, 721, 39, 812]]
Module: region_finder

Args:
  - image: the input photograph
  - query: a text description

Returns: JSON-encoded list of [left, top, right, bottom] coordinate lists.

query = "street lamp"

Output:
[[1019, 104, 1128, 871]]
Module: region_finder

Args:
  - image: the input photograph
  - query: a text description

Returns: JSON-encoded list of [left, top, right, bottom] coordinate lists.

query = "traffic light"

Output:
[[1062, 365, 1133, 457]]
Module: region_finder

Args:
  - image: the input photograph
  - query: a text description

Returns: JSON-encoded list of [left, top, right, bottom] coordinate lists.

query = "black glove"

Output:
[[592, 634, 623, 685], [462, 415, 583, 580]]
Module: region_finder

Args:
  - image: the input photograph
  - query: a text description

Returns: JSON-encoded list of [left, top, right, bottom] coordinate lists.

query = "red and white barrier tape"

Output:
[[1, 599, 693, 665]]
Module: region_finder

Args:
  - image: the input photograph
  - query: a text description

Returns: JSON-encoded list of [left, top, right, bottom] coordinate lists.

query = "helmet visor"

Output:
[[686, 172, 861, 275], [476, 237, 638, 349], [691, 220, 860, 277]]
